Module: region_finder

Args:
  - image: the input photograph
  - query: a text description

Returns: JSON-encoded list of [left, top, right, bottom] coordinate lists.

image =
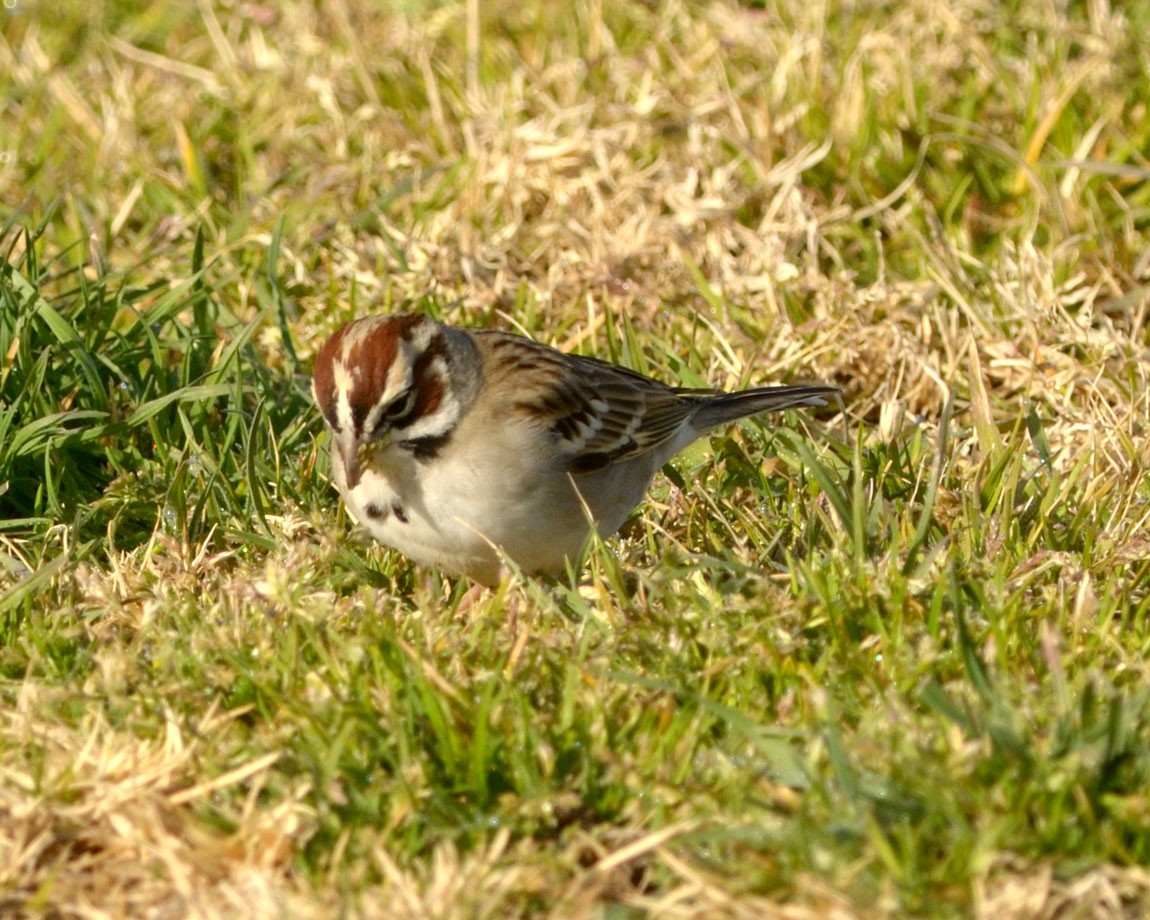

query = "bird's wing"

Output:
[[474, 330, 699, 472]]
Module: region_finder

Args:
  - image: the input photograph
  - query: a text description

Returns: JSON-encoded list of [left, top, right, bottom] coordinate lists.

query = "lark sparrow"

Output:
[[312, 314, 838, 585]]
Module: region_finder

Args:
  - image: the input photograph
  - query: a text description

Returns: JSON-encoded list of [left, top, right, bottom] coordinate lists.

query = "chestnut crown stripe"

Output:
[[314, 315, 459, 446]]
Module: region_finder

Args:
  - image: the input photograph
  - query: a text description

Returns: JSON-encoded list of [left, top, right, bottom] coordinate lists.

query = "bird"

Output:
[[312, 313, 838, 586]]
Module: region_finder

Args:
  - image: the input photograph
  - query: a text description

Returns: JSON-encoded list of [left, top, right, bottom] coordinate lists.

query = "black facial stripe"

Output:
[[400, 431, 453, 462]]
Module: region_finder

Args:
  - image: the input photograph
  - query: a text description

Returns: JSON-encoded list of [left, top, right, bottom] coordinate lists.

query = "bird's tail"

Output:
[[689, 384, 840, 429]]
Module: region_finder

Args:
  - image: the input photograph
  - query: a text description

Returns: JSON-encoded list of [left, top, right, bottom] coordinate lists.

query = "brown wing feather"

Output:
[[474, 330, 698, 471], [472, 330, 837, 473]]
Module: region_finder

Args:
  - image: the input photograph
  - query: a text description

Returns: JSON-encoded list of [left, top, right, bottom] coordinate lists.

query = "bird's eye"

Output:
[[385, 389, 417, 422], [368, 389, 417, 439]]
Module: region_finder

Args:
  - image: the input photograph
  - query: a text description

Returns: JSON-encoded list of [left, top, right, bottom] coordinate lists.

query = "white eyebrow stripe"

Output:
[[333, 360, 356, 432], [384, 351, 411, 403]]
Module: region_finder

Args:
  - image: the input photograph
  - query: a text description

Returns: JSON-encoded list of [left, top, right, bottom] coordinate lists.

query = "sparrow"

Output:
[[312, 314, 838, 586]]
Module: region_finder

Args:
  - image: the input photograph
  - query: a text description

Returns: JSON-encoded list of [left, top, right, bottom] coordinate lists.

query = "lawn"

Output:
[[3, 0, 1150, 917]]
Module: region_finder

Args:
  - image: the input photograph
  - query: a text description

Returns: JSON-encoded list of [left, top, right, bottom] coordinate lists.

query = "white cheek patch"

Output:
[[397, 398, 459, 441]]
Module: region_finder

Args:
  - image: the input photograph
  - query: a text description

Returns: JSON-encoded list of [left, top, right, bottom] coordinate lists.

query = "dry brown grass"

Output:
[[3, 0, 1150, 916], [0, 697, 314, 919]]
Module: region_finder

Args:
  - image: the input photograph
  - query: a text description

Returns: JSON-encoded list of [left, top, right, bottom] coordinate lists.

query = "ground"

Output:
[[2, 0, 1150, 917]]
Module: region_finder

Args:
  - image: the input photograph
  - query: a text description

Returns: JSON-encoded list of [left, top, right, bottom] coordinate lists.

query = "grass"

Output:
[[3, 0, 1150, 916]]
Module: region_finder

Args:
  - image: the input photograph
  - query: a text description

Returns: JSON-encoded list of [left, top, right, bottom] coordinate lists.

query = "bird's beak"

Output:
[[341, 445, 360, 488], [335, 430, 362, 489], [335, 429, 390, 490]]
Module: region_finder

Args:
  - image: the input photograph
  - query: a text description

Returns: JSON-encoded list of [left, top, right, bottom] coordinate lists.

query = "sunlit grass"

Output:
[[2, 0, 1150, 917]]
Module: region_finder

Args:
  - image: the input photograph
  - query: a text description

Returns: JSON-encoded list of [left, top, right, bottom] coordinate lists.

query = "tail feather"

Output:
[[689, 384, 840, 429]]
